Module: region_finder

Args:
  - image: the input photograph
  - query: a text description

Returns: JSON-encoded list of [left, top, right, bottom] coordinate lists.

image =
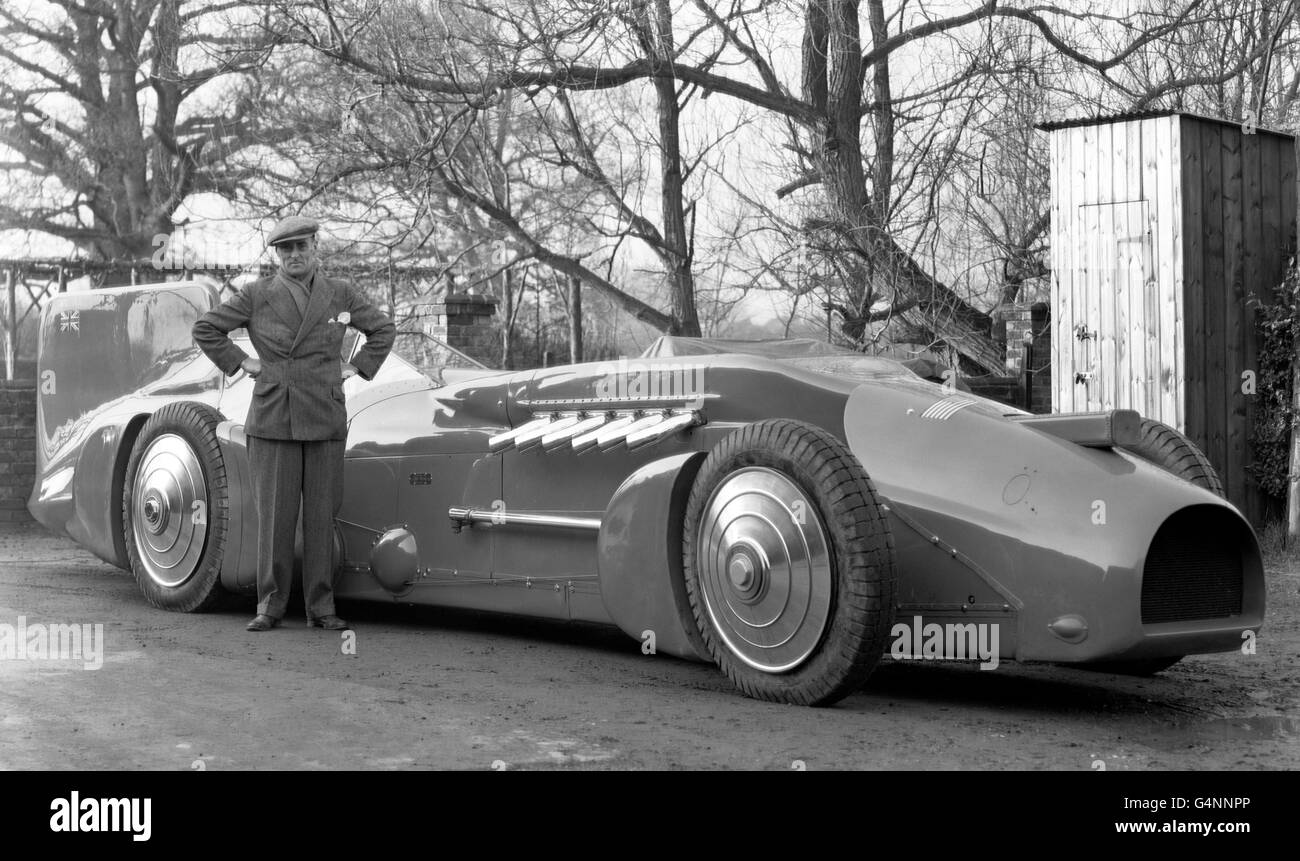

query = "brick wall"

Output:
[[0, 380, 36, 523]]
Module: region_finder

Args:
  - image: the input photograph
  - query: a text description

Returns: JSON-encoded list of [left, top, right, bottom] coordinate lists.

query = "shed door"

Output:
[[1069, 200, 1161, 415]]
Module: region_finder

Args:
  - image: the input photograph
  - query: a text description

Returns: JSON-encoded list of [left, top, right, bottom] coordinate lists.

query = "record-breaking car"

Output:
[[29, 282, 1264, 706]]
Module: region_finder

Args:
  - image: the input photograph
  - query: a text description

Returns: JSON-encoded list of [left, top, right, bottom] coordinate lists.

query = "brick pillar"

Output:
[[1002, 304, 1035, 373], [416, 293, 500, 367], [0, 380, 37, 523]]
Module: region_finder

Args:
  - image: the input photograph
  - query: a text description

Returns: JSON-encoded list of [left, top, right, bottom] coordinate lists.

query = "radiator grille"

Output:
[[1141, 508, 1243, 624]]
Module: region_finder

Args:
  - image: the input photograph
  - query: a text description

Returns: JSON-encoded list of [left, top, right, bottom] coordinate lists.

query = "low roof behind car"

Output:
[[640, 336, 965, 388], [641, 336, 861, 360]]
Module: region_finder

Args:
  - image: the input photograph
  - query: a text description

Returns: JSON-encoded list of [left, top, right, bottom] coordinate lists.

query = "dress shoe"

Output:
[[246, 614, 280, 632], [307, 614, 350, 631]]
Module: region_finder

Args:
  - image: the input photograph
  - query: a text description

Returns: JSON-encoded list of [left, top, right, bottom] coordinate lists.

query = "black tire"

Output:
[[122, 401, 231, 612], [1119, 418, 1224, 497], [682, 419, 897, 706], [1082, 418, 1220, 676]]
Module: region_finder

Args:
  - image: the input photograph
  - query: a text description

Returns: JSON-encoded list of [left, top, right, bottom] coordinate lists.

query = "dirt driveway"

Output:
[[1, 520, 1296, 770]]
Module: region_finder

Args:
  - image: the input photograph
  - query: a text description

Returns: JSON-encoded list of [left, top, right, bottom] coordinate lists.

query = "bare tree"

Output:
[[269, 0, 1259, 370], [776, 0, 1284, 368], [0, 0, 281, 269], [257, 0, 742, 338], [183, 0, 1288, 372], [1115, 0, 1300, 123]]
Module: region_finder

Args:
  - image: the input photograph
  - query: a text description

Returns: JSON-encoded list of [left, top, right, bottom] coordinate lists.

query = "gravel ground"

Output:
[[1, 519, 1296, 770]]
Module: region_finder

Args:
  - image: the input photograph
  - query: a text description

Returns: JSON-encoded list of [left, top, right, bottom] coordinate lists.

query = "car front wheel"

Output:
[[682, 419, 897, 706], [122, 401, 231, 612]]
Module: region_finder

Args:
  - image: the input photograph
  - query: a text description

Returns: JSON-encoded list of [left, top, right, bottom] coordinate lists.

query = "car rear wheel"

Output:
[[1119, 418, 1224, 497], [682, 419, 896, 706], [122, 402, 231, 612], [1085, 419, 1224, 676]]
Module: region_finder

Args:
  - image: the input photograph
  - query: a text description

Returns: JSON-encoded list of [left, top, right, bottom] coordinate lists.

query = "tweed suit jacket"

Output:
[[192, 272, 396, 441]]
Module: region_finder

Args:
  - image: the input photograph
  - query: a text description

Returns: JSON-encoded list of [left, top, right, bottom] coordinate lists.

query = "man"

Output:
[[192, 215, 396, 632]]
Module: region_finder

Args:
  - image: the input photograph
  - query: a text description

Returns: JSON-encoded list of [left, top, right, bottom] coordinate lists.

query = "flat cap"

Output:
[[266, 215, 319, 247]]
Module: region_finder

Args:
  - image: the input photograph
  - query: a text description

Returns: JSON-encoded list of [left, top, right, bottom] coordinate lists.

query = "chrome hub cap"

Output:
[[143, 496, 162, 529], [696, 467, 832, 672], [131, 433, 208, 587], [725, 539, 769, 602], [728, 553, 755, 589]]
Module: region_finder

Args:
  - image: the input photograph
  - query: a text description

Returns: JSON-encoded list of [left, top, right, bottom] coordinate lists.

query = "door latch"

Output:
[[1074, 326, 1097, 388]]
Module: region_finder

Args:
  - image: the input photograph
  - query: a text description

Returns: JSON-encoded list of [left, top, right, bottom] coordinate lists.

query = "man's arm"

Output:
[[344, 283, 396, 381], [192, 286, 255, 376]]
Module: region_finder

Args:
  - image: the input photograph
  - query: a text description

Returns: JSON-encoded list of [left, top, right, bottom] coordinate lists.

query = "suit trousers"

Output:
[[247, 435, 346, 619]]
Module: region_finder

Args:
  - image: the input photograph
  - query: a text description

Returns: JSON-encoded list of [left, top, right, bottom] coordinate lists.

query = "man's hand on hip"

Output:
[[241, 357, 262, 378], [341, 361, 359, 381]]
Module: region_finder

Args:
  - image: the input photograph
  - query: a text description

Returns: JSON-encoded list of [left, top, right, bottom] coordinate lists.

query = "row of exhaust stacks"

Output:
[[488, 407, 705, 455]]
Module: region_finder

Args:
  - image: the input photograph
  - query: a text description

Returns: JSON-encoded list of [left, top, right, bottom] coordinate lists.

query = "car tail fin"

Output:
[[1011, 410, 1141, 448], [34, 282, 222, 469]]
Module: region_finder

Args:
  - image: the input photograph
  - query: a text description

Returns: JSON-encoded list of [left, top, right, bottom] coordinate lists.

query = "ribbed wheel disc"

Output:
[[131, 433, 208, 588], [696, 467, 832, 672]]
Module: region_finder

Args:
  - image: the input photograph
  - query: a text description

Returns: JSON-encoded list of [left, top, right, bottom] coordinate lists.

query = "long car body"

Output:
[[29, 282, 1264, 705]]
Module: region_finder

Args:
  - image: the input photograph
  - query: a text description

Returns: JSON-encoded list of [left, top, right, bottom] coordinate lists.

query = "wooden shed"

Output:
[[1041, 111, 1296, 525]]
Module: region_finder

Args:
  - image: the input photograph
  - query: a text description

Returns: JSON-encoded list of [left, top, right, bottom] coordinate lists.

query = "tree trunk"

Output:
[[501, 268, 515, 370], [644, 0, 699, 336], [802, 0, 1001, 373], [569, 275, 583, 364]]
